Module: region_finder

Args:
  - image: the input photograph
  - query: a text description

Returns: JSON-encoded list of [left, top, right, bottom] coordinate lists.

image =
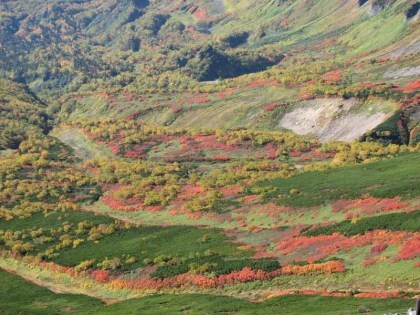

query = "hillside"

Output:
[[0, 79, 49, 149], [1, 1, 419, 144], [0, 0, 419, 314], [1, 0, 419, 88]]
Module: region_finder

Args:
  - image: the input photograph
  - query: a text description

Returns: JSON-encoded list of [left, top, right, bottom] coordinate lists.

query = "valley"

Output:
[[0, 0, 419, 314]]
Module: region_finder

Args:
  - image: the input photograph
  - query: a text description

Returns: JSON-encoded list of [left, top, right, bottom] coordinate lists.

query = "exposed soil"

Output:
[[52, 127, 114, 161], [278, 98, 394, 142], [387, 40, 420, 58], [384, 65, 420, 78]]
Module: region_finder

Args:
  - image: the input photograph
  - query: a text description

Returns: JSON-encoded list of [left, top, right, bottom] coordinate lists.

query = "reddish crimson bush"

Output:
[[277, 234, 346, 255], [110, 267, 284, 290], [331, 197, 408, 215], [289, 151, 302, 157], [91, 270, 110, 283], [322, 71, 342, 84], [360, 257, 380, 267], [312, 150, 335, 159], [279, 19, 289, 27], [344, 213, 356, 220], [191, 7, 209, 22], [125, 110, 143, 120], [102, 195, 144, 212], [370, 244, 388, 254], [264, 103, 278, 111], [183, 93, 210, 104], [216, 267, 282, 285], [178, 184, 205, 199], [403, 79, 420, 93], [398, 236, 420, 260], [299, 91, 316, 100], [213, 155, 231, 162], [278, 230, 412, 263], [310, 211, 319, 219], [242, 195, 260, 204], [219, 186, 243, 198], [216, 88, 234, 99], [354, 292, 404, 299], [172, 107, 183, 113], [246, 80, 280, 88]]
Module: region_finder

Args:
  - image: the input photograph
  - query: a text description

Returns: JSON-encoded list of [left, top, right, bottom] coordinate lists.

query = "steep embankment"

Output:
[[278, 98, 396, 141]]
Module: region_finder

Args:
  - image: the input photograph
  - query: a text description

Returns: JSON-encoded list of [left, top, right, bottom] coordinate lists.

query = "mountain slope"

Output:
[[0, 79, 49, 149], [0, 1, 419, 313], [1, 0, 419, 94]]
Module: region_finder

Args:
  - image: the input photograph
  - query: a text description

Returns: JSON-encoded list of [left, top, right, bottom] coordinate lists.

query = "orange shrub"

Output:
[[281, 261, 345, 275], [91, 270, 110, 283], [398, 236, 420, 260]]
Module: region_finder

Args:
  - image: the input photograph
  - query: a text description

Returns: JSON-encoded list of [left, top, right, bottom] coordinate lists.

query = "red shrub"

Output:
[[331, 197, 408, 215], [354, 292, 404, 299], [323, 71, 342, 84], [279, 19, 289, 26], [299, 91, 316, 100], [125, 110, 143, 120], [370, 244, 388, 254], [264, 103, 278, 111], [289, 151, 302, 157], [403, 79, 420, 93], [398, 236, 420, 260], [213, 155, 231, 162], [360, 257, 381, 267], [246, 80, 280, 88], [172, 107, 183, 113], [91, 270, 110, 283], [219, 186, 243, 198], [216, 89, 234, 99]]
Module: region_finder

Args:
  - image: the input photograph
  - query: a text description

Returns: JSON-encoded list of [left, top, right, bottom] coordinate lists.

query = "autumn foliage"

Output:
[[322, 71, 342, 84], [281, 261, 345, 275], [398, 236, 420, 260]]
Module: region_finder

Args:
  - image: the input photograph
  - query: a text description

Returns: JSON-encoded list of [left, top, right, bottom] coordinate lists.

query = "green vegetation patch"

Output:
[[0, 268, 102, 315], [0, 212, 249, 271], [256, 154, 420, 207], [54, 225, 248, 270], [0, 211, 113, 231], [152, 256, 280, 279], [0, 79, 49, 149], [99, 294, 413, 315]]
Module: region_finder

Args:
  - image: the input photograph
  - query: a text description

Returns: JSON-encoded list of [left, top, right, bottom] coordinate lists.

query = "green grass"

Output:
[[0, 268, 102, 315], [0, 268, 414, 315], [54, 225, 248, 269], [100, 294, 414, 315], [257, 154, 420, 207], [0, 211, 249, 270]]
